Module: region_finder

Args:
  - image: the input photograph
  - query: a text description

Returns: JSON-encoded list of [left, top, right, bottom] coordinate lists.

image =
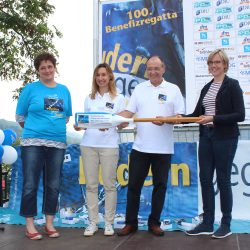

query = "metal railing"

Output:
[[118, 124, 250, 143]]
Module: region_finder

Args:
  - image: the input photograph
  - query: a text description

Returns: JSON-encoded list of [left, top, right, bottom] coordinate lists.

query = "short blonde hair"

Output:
[[207, 49, 229, 73], [90, 63, 117, 100]]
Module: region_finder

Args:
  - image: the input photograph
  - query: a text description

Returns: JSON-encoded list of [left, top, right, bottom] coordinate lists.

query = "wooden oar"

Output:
[[133, 117, 201, 123]]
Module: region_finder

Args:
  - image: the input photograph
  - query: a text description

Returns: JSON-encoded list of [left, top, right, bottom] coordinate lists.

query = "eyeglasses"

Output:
[[208, 60, 222, 66]]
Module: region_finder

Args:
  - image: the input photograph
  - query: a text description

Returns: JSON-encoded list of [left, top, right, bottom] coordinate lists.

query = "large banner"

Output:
[[101, 0, 185, 98], [8, 143, 198, 228], [99, 0, 250, 120], [215, 140, 250, 220], [6, 141, 250, 231], [184, 0, 250, 119]]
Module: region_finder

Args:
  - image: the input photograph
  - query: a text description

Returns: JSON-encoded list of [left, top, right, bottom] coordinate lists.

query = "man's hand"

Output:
[[99, 128, 109, 131], [173, 114, 183, 124], [152, 116, 164, 126]]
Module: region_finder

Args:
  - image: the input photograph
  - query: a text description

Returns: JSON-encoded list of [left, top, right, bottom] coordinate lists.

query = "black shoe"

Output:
[[212, 225, 232, 239], [117, 225, 137, 236], [185, 223, 213, 236], [148, 225, 164, 236]]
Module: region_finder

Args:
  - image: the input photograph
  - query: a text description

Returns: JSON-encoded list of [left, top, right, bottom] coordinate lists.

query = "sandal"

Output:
[[45, 226, 60, 238], [26, 231, 43, 240]]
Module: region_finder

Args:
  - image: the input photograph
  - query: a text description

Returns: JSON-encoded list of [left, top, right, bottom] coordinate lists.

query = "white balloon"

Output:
[[0, 130, 5, 145], [2, 145, 18, 165]]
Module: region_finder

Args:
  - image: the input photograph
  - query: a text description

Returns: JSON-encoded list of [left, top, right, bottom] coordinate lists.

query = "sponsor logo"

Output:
[[238, 54, 250, 60], [238, 29, 250, 35], [242, 37, 250, 44], [238, 13, 250, 20], [194, 41, 213, 45], [240, 62, 250, 68], [216, 0, 230, 6], [195, 48, 214, 54], [217, 15, 232, 21], [223, 47, 235, 52], [240, 70, 250, 75], [198, 24, 208, 31], [238, 5, 250, 12], [194, 1, 211, 8], [239, 0, 250, 4], [216, 7, 232, 13], [216, 23, 233, 29], [158, 94, 167, 101], [244, 45, 250, 52], [229, 62, 236, 68], [105, 102, 114, 109], [220, 31, 230, 37], [222, 38, 230, 45], [200, 32, 208, 39], [228, 56, 236, 61], [195, 56, 208, 62], [196, 9, 210, 15], [238, 54, 250, 59], [239, 21, 250, 28], [194, 17, 212, 23]]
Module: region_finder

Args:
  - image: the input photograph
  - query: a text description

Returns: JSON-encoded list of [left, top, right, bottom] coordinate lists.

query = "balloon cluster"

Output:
[[0, 129, 18, 165]]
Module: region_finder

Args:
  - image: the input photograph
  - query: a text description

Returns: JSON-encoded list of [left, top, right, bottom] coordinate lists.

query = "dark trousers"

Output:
[[199, 127, 238, 227], [125, 149, 171, 227]]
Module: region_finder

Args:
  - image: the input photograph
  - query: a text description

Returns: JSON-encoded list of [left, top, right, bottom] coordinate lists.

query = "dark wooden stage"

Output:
[[0, 224, 249, 250]]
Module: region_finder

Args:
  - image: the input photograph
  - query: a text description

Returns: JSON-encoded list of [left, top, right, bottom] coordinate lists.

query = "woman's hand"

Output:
[[197, 115, 214, 124], [73, 124, 85, 131], [117, 122, 129, 130]]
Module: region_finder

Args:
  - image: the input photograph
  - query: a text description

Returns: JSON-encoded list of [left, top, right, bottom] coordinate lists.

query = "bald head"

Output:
[[146, 56, 165, 86]]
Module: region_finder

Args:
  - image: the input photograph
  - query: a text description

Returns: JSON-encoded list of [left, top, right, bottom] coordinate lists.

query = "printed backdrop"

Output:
[[7, 142, 197, 229], [2, 141, 250, 232], [101, 0, 185, 98], [100, 0, 250, 120]]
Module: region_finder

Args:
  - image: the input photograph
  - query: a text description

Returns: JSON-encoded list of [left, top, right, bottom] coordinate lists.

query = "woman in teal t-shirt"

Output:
[[16, 52, 72, 240]]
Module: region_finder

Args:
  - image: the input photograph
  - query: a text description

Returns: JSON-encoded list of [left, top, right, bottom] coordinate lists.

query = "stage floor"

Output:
[[0, 224, 249, 250]]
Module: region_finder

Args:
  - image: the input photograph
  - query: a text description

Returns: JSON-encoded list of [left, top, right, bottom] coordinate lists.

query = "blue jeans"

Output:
[[20, 146, 65, 217], [125, 149, 171, 227], [199, 127, 238, 227]]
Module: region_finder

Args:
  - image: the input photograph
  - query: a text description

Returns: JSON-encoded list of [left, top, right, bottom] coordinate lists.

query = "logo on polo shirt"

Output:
[[158, 94, 167, 102], [105, 102, 114, 110]]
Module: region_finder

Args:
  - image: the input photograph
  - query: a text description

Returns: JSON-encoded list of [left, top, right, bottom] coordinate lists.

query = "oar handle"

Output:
[[133, 117, 201, 123]]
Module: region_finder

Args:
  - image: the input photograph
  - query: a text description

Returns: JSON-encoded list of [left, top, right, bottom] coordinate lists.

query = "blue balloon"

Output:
[[0, 145, 3, 163], [2, 129, 17, 146]]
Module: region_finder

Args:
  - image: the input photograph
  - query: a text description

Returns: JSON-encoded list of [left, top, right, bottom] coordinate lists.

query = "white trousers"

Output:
[[80, 146, 119, 225]]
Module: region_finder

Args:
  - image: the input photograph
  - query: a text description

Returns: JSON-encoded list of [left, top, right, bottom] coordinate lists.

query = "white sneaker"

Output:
[[84, 224, 98, 236], [104, 224, 114, 236]]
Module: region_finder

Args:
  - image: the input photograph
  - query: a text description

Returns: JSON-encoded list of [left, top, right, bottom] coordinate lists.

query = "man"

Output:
[[117, 56, 184, 236]]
